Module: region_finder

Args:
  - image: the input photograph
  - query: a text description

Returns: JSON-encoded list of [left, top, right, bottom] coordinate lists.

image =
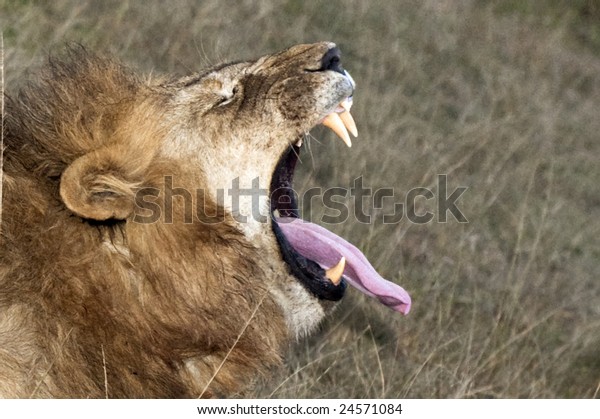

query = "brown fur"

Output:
[[0, 43, 351, 398]]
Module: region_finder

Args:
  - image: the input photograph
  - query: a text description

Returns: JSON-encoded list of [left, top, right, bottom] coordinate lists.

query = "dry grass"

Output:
[[2, 0, 599, 398]]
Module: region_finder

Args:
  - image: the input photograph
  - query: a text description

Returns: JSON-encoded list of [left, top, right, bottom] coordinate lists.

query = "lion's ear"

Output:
[[60, 147, 140, 221]]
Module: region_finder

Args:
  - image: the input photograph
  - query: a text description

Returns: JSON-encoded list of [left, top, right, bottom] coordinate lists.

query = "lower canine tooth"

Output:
[[325, 256, 346, 286], [322, 113, 352, 147]]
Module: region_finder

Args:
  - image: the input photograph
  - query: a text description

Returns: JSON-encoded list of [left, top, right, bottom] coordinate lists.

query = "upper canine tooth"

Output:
[[325, 256, 346, 286], [322, 113, 352, 147], [339, 110, 358, 138]]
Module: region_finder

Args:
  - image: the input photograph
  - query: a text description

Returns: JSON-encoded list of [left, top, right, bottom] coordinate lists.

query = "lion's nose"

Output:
[[320, 47, 344, 74]]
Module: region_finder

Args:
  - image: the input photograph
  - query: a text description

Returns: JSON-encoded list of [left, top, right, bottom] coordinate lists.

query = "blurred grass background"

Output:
[[2, 0, 599, 398]]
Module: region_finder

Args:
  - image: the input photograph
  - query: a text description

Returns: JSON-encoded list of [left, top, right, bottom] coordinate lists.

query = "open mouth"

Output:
[[269, 80, 411, 314]]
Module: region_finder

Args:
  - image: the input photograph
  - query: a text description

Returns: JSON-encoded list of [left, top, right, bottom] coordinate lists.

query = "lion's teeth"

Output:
[[338, 98, 357, 137], [322, 113, 352, 147], [325, 256, 346, 286], [339, 110, 358, 138], [295, 138, 303, 147]]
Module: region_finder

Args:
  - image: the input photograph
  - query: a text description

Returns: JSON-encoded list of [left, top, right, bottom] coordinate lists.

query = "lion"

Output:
[[0, 42, 411, 398]]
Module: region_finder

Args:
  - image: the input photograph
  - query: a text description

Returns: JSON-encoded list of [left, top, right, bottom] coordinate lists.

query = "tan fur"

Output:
[[0, 43, 351, 398]]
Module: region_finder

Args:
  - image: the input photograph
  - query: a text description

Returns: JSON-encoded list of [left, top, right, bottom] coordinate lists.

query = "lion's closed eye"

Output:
[[216, 85, 238, 107], [186, 77, 238, 108]]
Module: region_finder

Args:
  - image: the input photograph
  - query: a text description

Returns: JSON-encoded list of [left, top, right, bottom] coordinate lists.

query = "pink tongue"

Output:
[[276, 217, 411, 314]]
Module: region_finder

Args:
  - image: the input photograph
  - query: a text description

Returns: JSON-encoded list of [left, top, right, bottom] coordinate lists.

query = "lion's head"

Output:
[[1, 42, 410, 397]]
